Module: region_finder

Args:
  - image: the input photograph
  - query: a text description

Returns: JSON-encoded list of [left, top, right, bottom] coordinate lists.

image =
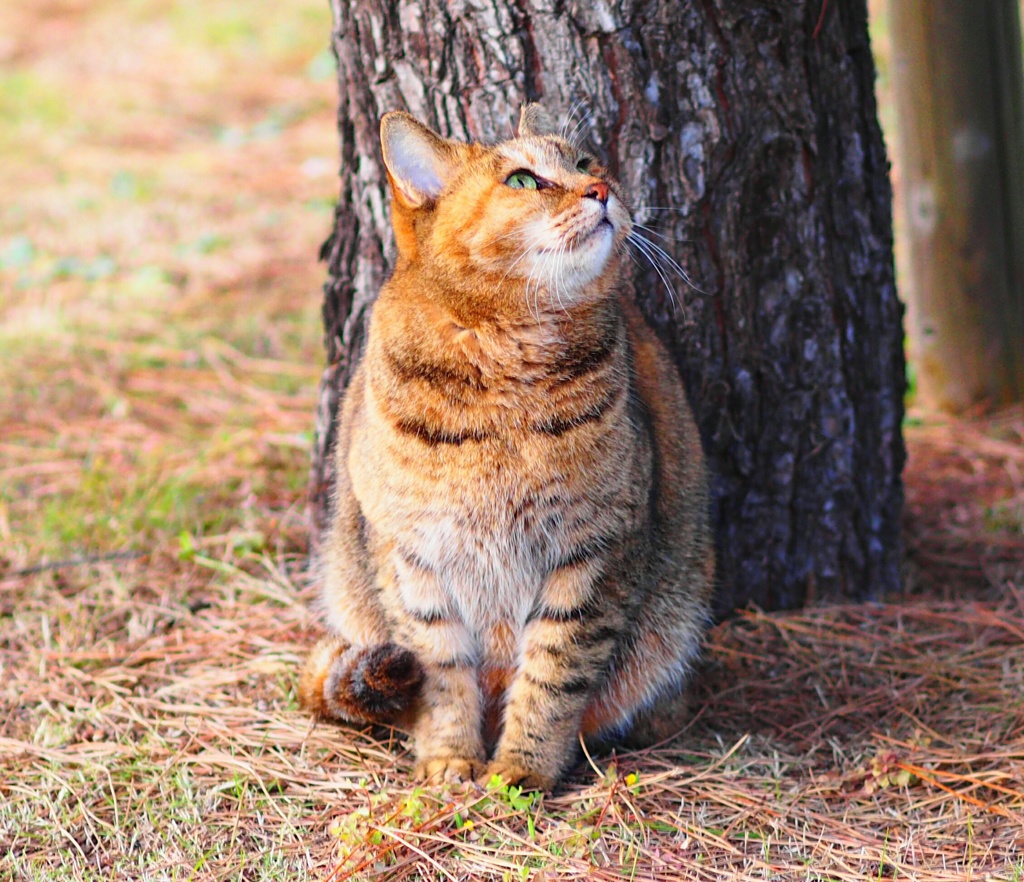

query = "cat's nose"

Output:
[[583, 181, 609, 205]]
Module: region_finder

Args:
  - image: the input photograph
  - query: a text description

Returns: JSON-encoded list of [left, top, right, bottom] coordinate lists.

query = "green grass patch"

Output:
[[6, 457, 236, 555], [0, 71, 69, 127], [169, 0, 331, 69]]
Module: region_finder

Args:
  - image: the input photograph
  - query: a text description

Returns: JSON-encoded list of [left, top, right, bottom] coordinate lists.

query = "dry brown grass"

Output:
[[1, 2, 1023, 879]]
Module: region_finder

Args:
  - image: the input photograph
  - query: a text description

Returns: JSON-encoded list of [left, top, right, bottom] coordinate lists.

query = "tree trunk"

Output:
[[889, 0, 1024, 413], [311, 0, 906, 614]]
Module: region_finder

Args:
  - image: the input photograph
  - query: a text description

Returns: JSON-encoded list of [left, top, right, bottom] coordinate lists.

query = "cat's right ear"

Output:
[[380, 112, 459, 208]]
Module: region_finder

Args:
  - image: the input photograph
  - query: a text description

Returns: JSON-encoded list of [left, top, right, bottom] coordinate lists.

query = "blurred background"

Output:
[[1, 0, 336, 571], [872, 0, 1024, 415]]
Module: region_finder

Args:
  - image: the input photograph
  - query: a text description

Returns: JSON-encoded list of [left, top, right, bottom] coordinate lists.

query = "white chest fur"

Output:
[[406, 500, 543, 638]]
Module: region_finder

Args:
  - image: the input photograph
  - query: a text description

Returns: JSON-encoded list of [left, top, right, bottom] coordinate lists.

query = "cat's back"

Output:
[[619, 295, 709, 524]]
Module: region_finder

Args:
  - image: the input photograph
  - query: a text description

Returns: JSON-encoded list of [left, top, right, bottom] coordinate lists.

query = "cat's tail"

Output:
[[298, 637, 424, 726]]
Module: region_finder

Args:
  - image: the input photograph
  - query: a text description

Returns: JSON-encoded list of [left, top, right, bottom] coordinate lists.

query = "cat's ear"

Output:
[[517, 103, 558, 138], [380, 112, 460, 208]]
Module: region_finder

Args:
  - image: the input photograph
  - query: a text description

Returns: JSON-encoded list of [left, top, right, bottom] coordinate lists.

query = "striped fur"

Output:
[[299, 105, 714, 789]]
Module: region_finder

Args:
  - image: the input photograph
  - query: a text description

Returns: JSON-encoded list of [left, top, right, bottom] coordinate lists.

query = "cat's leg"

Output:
[[410, 658, 485, 783], [383, 548, 486, 784], [485, 555, 625, 790]]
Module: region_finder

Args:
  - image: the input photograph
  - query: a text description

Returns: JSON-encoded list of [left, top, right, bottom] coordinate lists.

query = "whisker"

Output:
[[627, 233, 681, 313], [566, 111, 593, 149], [631, 231, 691, 290], [525, 264, 537, 322], [558, 100, 574, 140], [630, 229, 695, 281], [554, 238, 568, 313], [631, 221, 697, 246], [538, 273, 545, 319], [496, 228, 553, 293], [495, 224, 562, 322], [560, 97, 588, 140], [527, 255, 544, 324], [488, 227, 534, 246], [546, 234, 563, 314], [628, 230, 704, 296]]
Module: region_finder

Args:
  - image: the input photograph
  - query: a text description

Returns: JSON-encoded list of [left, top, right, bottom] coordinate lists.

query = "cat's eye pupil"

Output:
[[576, 158, 590, 172], [506, 171, 538, 190]]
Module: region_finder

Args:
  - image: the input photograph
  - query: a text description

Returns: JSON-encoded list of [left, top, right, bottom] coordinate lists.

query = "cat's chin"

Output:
[[531, 231, 616, 303], [574, 222, 616, 277]]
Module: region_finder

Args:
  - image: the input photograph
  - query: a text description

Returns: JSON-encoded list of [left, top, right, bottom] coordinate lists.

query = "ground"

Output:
[[1, 1, 1022, 880]]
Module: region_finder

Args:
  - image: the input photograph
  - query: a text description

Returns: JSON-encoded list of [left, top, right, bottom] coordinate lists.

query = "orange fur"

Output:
[[298, 105, 714, 789]]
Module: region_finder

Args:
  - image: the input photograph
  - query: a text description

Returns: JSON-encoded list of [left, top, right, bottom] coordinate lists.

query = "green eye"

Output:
[[506, 171, 538, 190], [576, 157, 590, 172]]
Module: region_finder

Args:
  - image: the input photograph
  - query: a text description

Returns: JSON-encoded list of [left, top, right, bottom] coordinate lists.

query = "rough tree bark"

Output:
[[311, 0, 906, 614]]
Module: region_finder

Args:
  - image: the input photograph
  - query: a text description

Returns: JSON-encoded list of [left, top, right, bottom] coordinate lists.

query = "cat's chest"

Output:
[[351, 350, 630, 640], [411, 501, 540, 629], [354, 440, 575, 629], [401, 464, 556, 597]]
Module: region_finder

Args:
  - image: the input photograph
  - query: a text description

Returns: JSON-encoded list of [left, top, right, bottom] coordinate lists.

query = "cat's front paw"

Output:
[[415, 756, 483, 785], [480, 759, 557, 792]]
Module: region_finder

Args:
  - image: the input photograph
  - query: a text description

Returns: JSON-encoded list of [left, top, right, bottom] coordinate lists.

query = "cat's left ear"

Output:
[[518, 103, 558, 138], [381, 112, 461, 208]]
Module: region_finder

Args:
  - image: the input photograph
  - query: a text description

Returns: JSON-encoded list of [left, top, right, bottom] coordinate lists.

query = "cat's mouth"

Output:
[[528, 214, 616, 265], [580, 217, 614, 244]]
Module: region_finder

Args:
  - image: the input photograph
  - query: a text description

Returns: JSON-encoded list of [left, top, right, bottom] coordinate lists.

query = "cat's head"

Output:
[[379, 104, 632, 312]]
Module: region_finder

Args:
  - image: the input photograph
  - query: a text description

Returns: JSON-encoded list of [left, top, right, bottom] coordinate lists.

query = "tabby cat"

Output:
[[299, 104, 714, 790]]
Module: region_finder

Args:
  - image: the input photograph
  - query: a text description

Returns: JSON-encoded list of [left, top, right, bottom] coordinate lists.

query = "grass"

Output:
[[0, 0, 329, 567], [1, 1, 1023, 880]]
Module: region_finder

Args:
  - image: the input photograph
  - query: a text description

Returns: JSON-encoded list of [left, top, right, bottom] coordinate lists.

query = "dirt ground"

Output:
[[1, 2, 1022, 880]]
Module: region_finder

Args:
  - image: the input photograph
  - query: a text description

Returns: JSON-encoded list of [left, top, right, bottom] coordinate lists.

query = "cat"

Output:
[[299, 103, 714, 790]]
